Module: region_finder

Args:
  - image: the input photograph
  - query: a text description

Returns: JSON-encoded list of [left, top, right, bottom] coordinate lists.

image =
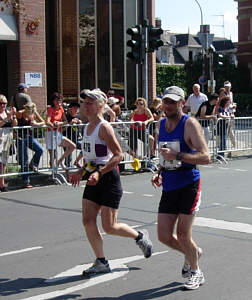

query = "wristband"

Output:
[[96, 166, 103, 179], [176, 152, 183, 161]]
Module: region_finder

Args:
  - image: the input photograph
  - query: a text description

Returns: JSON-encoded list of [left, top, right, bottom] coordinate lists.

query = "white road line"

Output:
[[123, 191, 134, 194], [236, 206, 252, 210], [212, 202, 227, 207], [153, 217, 252, 234], [194, 217, 252, 234], [142, 194, 154, 197], [0, 246, 43, 257], [21, 251, 168, 300], [234, 169, 248, 172]]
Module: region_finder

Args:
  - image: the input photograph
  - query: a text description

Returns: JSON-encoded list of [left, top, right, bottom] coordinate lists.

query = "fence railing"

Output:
[[1, 117, 252, 184]]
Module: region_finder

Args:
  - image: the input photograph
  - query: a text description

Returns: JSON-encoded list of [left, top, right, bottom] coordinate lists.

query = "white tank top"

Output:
[[81, 121, 113, 165]]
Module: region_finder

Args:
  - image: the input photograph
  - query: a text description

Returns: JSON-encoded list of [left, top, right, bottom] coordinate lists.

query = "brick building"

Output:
[[235, 0, 252, 87], [0, 0, 156, 112]]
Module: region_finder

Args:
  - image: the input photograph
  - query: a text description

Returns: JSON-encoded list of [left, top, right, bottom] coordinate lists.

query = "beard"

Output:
[[164, 110, 180, 119]]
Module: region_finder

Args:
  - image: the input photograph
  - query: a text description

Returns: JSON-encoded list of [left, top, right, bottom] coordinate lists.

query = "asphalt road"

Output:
[[1, 158, 252, 300]]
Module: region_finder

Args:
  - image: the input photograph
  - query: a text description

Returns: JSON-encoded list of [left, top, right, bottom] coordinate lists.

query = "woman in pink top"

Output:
[[129, 97, 155, 158], [46, 92, 76, 170]]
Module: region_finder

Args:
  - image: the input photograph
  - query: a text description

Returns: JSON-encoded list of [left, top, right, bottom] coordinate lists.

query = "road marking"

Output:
[[234, 169, 248, 172], [142, 194, 154, 197], [152, 216, 252, 234], [236, 206, 252, 210], [0, 246, 43, 257], [194, 217, 252, 234], [21, 251, 168, 300], [212, 202, 227, 207], [123, 191, 134, 194]]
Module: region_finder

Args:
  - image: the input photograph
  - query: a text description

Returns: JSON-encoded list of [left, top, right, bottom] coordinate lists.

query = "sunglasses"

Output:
[[137, 102, 144, 105], [162, 99, 177, 105], [0, 102, 7, 105]]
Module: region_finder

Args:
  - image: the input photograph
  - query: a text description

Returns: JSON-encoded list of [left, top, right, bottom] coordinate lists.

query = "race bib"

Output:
[[159, 140, 181, 170]]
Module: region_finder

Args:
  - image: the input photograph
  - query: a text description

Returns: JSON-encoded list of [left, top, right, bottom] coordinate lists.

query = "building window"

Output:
[[79, 0, 95, 90], [189, 50, 193, 62], [111, 0, 124, 90], [97, 0, 110, 91]]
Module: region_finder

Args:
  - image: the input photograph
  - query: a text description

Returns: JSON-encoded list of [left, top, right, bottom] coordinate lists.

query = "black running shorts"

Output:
[[83, 167, 123, 209], [158, 179, 201, 215]]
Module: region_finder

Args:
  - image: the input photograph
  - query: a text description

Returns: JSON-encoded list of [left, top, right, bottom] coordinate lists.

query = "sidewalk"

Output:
[[4, 172, 55, 191]]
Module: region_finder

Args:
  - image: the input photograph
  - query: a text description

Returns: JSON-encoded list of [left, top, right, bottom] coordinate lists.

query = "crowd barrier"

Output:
[[1, 117, 252, 184]]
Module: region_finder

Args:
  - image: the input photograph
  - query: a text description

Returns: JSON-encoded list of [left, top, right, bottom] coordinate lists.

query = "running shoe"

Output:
[[136, 229, 153, 258], [82, 259, 111, 277], [184, 270, 205, 290], [182, 247, 203, 278]]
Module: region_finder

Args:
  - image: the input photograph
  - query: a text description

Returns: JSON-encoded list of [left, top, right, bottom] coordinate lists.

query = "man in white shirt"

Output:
[[184, 84, 208, 116]]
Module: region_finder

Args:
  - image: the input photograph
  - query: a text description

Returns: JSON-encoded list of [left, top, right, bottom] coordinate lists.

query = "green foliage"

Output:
[[157, 53, 251, 102], [156, 65, 186, 96], [234, 93, 252, 117]]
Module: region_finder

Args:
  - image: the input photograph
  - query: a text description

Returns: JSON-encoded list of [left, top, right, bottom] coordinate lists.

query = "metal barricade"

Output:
[[0, 125, 50, 180], [2, 117, 252, 185]]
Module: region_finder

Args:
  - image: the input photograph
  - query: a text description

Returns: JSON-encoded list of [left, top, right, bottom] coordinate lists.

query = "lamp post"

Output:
[[194, 0, 203, 27], [194, 0, 205, 92]]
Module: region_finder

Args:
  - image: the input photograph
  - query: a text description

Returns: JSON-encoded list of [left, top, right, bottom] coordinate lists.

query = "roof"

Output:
[[175, 34, 201, 48], [212, 39, 235, 52], [173, 48, 185, 64]]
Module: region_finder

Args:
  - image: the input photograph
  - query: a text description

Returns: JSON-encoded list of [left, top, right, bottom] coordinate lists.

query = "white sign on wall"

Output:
[[25, 72, 42, 87]]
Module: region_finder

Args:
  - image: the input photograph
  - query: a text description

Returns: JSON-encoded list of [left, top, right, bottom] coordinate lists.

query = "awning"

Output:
[[0, 15, 18, 41]]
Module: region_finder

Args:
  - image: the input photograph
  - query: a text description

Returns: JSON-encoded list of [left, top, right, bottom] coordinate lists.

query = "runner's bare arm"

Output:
[[99, 122, 124, 175], [182, 117, 210, 165]]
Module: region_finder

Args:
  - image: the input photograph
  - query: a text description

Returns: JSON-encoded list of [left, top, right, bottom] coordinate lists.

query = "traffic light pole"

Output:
[[142, 19, 148, 103], [142, 0, 148, 103], [209, 50, 215, 94]]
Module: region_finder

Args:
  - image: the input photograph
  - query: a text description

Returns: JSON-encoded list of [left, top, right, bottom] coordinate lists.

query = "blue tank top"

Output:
[[158, 115, 200, 191]]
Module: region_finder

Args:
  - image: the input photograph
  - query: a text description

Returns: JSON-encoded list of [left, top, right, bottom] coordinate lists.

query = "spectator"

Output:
[[63, 102, 83, 168], [150, 97, 165, 121], [10, 83, 32, 111], [0, 95, 17, 192], [107, 89, 125, 107], [223, 81, 236, 148], [129, 97, 155, 159], [217, 96, 232, 156], [46, 92, 76, 170], [184, 83, 208, 116], [196, 93, 218, 144], [150, 98, 165, 154], [16, 102, 44, 188]]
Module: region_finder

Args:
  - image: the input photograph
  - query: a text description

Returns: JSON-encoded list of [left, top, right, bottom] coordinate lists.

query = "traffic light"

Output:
[[148, 25, 163, 52], [126, 25, 143, 64], [213, 52, 224, 69]]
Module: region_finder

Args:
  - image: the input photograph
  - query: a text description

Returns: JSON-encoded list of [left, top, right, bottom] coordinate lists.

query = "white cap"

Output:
[[224, 82, 231, 87], [80, 88, 107, 103], [162, 86, 185, 101], [108, 97, 119, 106]]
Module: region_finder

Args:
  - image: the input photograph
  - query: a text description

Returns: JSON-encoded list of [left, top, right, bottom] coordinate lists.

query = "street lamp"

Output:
[[194, 0, 203, 27], [194, 0, 205, 92]]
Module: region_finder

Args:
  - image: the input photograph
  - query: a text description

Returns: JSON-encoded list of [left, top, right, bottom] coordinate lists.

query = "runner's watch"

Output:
[[176, 152, 183, 161]]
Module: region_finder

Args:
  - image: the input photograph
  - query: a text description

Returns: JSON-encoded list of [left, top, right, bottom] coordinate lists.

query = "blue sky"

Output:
[[155, 0, 238, 42]]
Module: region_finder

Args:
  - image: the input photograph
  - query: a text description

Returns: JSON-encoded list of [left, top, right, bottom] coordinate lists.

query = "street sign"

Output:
[[199, 75, 207, 85], [25, 72, 42, 87]]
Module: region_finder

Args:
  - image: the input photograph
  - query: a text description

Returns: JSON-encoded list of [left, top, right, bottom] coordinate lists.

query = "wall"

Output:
[[17, 0, 47, 112]]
